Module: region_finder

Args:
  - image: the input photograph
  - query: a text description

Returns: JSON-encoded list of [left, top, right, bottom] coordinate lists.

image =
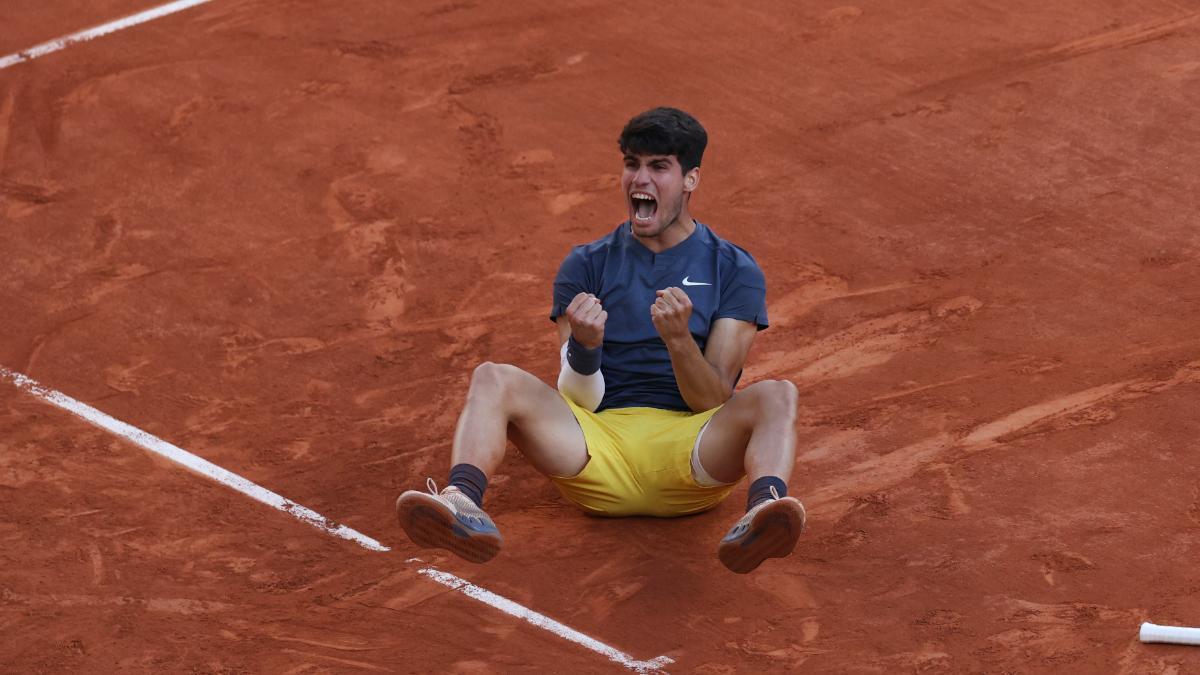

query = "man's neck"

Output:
[[633, 216, 697, 253]]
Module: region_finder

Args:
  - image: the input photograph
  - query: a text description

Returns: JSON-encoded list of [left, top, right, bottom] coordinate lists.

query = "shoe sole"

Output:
[[395, 491, 501, 564], [718, 497, 806, 574]]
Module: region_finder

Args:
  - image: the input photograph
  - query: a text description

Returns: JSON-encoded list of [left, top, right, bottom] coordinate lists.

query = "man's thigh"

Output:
[[693, 392, 758, 484], [498, 365, 588, 478]]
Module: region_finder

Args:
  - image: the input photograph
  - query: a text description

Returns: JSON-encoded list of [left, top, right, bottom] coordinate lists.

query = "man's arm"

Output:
[[555, 293, 608, 411], [556, 315, 572, 345], [651, 287, 758, 412]]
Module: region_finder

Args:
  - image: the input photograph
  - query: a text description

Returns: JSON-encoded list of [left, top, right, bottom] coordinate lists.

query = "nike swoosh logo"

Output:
[[682, 277, 712, 286]]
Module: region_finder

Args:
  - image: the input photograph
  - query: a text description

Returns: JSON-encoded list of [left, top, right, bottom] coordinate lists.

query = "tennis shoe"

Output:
[[718, 486, 806, 574], [396, 478, 502, 563]]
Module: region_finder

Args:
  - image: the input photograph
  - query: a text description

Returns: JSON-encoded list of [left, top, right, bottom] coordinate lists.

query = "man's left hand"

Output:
[[650, 287, 693, 344]]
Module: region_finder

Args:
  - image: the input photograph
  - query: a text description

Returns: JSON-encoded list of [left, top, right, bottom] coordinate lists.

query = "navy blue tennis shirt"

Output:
[[550, 220, 769, 412]]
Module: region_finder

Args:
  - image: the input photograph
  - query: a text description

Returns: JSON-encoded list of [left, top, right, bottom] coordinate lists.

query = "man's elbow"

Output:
[[691, 385, 734, 412]]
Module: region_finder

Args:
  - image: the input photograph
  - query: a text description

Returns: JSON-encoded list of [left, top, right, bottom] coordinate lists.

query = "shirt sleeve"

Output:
[[550, 247, 594, 322], [716, 251, 769, 330]]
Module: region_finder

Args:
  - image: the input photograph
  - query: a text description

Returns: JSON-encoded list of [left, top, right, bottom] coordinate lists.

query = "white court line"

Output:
[[417, 567, 674, 673], [0, 0, 214, 70], [0, 366, 388, 551], [0, 0, 674, 669], [1, 366, 672, 672]]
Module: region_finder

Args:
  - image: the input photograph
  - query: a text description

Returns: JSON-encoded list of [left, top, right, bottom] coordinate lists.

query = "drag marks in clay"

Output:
[[719, 603, 827, 669], [0, 89, 14, 166], [0, 177, 62, 214], [321, 178, 414, 331], [1033, 550, 1096, 587], [985, 599, 1140, 670], [905, 11, 1200, 102], [1, 590, 241, 615], [745, 264, 973, 387], [809, 360, 1200, 518]]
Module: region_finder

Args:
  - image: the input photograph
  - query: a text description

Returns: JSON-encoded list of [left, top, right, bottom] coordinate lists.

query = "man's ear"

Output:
[[684, 167, 700, 192]]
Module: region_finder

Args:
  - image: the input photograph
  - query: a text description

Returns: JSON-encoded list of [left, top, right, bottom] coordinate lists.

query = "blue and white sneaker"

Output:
[[718, 486, 806, 574], [396, 479, 502, 563]]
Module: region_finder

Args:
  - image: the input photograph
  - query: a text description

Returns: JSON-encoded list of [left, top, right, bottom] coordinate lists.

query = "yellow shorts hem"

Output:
[[550, 396, 739, 517]]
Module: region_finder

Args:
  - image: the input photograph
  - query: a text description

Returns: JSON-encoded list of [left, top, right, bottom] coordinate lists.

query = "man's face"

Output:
[[621, 153, 697, 238]]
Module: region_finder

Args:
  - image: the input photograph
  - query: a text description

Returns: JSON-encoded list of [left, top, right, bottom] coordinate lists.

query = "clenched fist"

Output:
[[565, 292, 607, 349], [650, 287, 693, 343]]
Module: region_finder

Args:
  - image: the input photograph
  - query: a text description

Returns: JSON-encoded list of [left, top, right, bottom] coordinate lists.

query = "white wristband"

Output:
[[557, 341, 605, 411]]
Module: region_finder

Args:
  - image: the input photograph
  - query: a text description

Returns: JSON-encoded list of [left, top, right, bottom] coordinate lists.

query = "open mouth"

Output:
[[630, 192, 657, 224]]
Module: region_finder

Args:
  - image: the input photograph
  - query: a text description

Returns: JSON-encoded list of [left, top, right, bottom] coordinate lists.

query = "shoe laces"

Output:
[[739, 485, 782, 522], [424, 477, 485, 522], [749, 485, 781, 512], [727, 485, 783, 539]]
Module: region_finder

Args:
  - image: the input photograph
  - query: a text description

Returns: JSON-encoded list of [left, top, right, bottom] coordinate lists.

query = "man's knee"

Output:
[[746, 379, 798, 422], [468, 362, 525, 400]]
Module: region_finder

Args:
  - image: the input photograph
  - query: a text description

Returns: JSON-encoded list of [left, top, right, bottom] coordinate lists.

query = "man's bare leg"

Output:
[[693, 379, 804, 573], [396, 362, 587, 563], [451, 362, 589, 478], [694, 379, 798, 484]]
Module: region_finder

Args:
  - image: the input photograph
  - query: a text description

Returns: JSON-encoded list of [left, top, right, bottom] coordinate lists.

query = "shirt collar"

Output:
[[621, 220, 708, 259]]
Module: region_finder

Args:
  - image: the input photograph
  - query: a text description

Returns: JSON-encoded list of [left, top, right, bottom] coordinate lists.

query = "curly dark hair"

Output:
[[618, 107, 708, 173]]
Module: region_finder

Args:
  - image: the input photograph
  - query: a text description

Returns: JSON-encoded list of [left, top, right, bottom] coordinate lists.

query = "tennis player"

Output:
[[397, 107, 804, 573]]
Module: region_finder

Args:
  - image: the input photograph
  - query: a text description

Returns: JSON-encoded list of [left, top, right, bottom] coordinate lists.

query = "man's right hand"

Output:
[[565, 292, 607, 349]]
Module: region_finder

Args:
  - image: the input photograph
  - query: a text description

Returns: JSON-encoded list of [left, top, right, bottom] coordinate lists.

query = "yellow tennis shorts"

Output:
[[550, 396, 739, 517]]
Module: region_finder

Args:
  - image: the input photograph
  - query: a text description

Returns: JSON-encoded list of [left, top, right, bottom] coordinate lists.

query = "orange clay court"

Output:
[[2, 1, 1199, 672]]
